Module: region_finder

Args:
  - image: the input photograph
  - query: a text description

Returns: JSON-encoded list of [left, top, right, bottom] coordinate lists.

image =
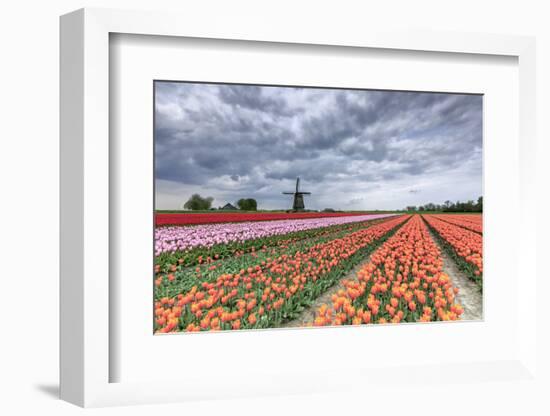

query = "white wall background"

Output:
[[0, 0, 548, 415]]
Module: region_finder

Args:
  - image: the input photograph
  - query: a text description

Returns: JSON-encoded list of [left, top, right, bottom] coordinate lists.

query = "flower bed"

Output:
[[311, 215, 463, 326], [154, 215, 409, 333], [422, 214, 483, 286]]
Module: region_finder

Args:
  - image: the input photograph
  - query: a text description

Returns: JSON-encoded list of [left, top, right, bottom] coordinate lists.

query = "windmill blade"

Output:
[[300, 192, 312, 195], [296, 177, 300, 193], [282, 192, 295, 195]]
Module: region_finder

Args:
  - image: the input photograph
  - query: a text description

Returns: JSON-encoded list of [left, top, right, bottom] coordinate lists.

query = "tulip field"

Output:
[[312, 215, 463, 326], [154, 212, 483, 333], [423, 214, 483, 287]]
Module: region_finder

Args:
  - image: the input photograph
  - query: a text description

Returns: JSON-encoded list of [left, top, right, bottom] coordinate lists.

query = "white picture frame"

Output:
[[60, 7, 538, 408]]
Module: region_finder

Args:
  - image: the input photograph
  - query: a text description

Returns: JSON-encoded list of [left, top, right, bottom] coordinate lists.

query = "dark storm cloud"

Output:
[[218, 85, 299, 117], [155, 82, 482, 210]]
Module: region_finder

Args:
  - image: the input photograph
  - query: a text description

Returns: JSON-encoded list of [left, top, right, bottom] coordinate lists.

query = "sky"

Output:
[[154, 82, 482, 211]]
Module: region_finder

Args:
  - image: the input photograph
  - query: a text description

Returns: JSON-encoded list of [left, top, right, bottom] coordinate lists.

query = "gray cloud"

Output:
[[155, 82, 482, 210]]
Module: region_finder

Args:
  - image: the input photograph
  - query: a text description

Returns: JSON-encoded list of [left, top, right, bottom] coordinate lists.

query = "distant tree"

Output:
[[183, 194, 214, 210], [462, 200, 473, 211], [237, 198, 258, 211], [322, 208, 336, 213], [404, 197, 483, 213], [424, 203, 436, 211], [476, 196, 483, 212]]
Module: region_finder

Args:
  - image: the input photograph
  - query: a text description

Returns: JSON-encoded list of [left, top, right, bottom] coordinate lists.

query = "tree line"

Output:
[[405, 196, 482, 212], [183, 194, 258, 211]]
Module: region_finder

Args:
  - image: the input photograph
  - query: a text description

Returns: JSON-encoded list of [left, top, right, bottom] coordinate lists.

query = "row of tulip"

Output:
[[156, 211, 373, 226], [154, 215, 410, 332], [155, 217, 392, 299], [422, 214, 483, 286], [155, 213, 396, 256], [430, 214, 483, 234], [310, 215, 463, 326], [155, 216, 390, 271]]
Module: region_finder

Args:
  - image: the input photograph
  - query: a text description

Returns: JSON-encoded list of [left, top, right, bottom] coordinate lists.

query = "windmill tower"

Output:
[[283, 177, 311, 211]]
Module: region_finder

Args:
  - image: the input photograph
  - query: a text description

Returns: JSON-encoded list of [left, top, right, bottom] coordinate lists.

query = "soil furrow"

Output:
[[280, 255, 374, 328], [426, 226, 483, 320]]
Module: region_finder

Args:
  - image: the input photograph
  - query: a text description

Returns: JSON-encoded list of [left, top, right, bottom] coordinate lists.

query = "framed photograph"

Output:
[[152, 80, 484, 333], [60, 8, 538, 408]]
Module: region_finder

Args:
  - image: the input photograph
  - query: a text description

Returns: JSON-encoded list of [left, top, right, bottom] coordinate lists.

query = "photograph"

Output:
[[153, 81, 483, 333]]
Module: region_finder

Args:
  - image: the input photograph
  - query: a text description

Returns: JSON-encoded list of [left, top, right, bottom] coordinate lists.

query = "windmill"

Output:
[[283, 177, 311, 211]]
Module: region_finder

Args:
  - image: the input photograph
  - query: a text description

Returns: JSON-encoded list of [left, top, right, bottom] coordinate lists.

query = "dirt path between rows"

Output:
[[281, 255, 374, 328], [427, 228, 483, 321]]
